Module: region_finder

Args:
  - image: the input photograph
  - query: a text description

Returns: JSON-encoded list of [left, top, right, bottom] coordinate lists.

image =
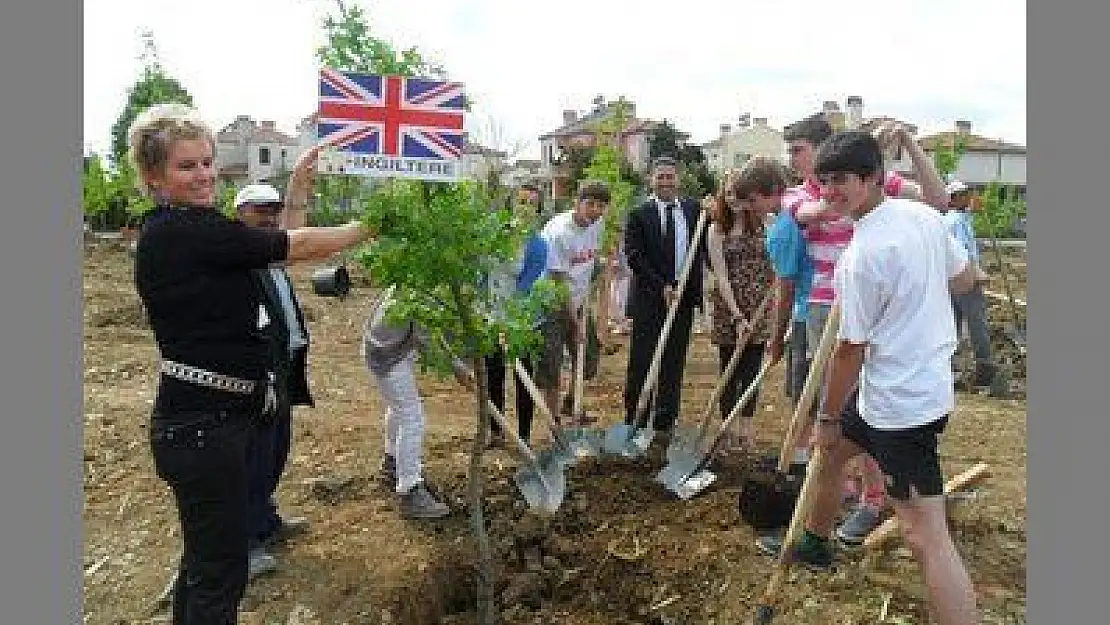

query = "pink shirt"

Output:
[[786, 172, 907, 306]]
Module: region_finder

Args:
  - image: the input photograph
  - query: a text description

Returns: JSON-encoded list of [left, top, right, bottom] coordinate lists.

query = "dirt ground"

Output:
[[83, 242, 1027, 625]]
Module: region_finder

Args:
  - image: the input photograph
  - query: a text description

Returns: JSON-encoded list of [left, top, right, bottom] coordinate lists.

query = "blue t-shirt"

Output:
[[517, 233, 548, 292], [765, 210, 814, 322]]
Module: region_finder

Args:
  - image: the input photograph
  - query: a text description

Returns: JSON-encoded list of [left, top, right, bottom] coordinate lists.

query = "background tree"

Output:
[[580, 98, 638, 254], [647, 120, 714, 198], [109, 32, 196, 167], [316, 3, 560, 622], [932, 134, 1026, 238], [83, 154, 113, 230]]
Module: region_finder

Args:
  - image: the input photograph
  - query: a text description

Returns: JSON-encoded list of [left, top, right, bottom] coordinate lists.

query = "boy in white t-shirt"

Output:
[[757, 131, 980, 625], [536, 180, 610, 426]]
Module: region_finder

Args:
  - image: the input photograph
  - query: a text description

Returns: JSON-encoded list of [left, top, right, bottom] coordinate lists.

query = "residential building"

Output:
[[503, 159, 544, 189], [702, 114, 788, 174], [215, 115, 302, 186], [918, 120, 1026, 198], [459, 141, 508, 185], [538, 95, 688, 199]]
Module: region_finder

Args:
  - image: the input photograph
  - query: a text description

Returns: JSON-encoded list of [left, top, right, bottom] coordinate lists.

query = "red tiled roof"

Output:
[[918, 131, 1025, 154]]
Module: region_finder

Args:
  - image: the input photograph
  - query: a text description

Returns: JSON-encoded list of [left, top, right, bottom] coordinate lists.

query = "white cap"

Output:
[[945, 179, 969, 195], [233, 184, 282, 208]]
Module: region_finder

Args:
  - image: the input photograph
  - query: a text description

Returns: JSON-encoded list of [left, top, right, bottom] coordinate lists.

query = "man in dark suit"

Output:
[[623, 157, 707, 442], [234, 184, 313, 579]]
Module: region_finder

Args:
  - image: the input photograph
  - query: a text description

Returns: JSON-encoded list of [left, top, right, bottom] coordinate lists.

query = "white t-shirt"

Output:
[[834, 197, 969, 430], [541, 210, 603, 309]]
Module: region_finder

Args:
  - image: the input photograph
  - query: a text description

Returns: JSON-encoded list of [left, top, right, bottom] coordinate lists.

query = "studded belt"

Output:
[[159, 359, 258, 395]]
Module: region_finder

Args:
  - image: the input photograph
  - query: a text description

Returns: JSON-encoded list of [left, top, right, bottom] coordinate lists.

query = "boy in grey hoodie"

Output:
[[362, 285, 472, 519]]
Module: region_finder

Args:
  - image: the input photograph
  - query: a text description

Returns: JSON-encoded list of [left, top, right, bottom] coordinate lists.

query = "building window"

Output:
[[259, 147, 271, 165], [280, 149, 287, 160]]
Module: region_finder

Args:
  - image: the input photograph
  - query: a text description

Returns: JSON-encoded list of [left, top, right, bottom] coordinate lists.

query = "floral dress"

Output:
[[709, 228, 776, 346]]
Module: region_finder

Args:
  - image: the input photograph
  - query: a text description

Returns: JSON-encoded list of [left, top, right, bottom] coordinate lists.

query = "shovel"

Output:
[[511, 358, 588, 467], [666, 287, 775, 463], [558, 293, 606, 459], [604, 209, 711, 458], [737, 305, 841, 531], [602, 376, 657, 457], [656, 354, 777, 499], [752, 304, 843, 624], [482, 398, 566, 514]]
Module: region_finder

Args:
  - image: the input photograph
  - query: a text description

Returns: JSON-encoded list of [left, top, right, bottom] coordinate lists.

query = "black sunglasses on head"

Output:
[[240, 202, 283, 215]]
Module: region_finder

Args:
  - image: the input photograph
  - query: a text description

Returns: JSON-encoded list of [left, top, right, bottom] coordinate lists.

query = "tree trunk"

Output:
[[468, 357, 497, 624]]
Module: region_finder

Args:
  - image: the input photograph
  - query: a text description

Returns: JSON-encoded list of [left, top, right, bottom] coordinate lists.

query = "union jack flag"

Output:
[[317, 68, 466, 163]]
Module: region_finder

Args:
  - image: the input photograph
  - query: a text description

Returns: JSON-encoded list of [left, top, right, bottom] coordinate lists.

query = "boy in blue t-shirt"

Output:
[[727, 157, 815, 469], [765, 195, 814, 407]]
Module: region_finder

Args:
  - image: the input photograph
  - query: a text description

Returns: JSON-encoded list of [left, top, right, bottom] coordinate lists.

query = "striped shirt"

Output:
[[786, 173, 907, 306]]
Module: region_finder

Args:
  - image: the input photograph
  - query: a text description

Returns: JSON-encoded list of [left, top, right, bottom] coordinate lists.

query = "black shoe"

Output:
[[755, 532, 835, 570], [973, 362, 998, 388]]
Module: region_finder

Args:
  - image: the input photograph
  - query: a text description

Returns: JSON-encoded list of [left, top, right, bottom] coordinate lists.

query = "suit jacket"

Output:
[[623, 196, 707, 318], [255, 266, 314, 408]]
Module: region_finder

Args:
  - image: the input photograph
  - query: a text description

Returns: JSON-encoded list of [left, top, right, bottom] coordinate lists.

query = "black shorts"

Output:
[[840, 393, 949, 501]]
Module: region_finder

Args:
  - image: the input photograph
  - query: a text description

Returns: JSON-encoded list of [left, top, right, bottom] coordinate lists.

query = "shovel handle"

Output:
[[775, 303, 842, 474], [573, 293, 588, 421], [512, 358, 562, 440], [863, 462, 991, 549], [633, 208, 710, 429], [484, 398, 545, 472], [700, 356, 777, 458], [696, 287, 775, 435], [755, 446, 832, 622]]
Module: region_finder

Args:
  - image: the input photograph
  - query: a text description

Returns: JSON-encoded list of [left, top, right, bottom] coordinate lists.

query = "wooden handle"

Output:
[[484, 398, 543, 470], [633, 209, 710, 428], [573, 292, 588, 420], [776, 304, 842, 473], [701, 357, 775, 458], [512, 359, 561, 439], [863, 462, 991, 549], [756, 445, 833, 617]]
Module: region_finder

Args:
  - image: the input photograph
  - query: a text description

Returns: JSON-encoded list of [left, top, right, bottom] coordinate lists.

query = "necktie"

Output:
[[663, 202, 676, 283]]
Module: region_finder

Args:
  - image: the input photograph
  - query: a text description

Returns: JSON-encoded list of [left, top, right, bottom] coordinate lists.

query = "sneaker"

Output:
[[247, 546, 278, 581], [835, 505, 883, 546], [755, 532, 834, 570], [400, 482, 450, 519]]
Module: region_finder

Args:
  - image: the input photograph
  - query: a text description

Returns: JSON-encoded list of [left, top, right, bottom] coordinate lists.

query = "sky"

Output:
[[83, 0, 1026, 160]]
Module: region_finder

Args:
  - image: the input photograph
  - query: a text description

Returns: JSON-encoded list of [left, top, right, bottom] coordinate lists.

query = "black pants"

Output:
[[717, 342, 765, 421], [623, 303, 695, 431], [485, 348, 535, 442], [246, 402, 292, 544], [151, 410, 252, 625]]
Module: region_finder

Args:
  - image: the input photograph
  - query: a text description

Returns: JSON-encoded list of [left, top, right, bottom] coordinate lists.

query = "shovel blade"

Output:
[[513, 465, 565, 514], [666, 426, 703, 463], [563, 427, 604, 459], [655, 453, 705, 491], [541, 439, 576, 468], [602, 423, 635, 456], [674, 469, 718, 500]]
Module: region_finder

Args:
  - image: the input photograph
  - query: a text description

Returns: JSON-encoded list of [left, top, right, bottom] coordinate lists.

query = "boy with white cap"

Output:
[[941, 180, 997, 386]]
